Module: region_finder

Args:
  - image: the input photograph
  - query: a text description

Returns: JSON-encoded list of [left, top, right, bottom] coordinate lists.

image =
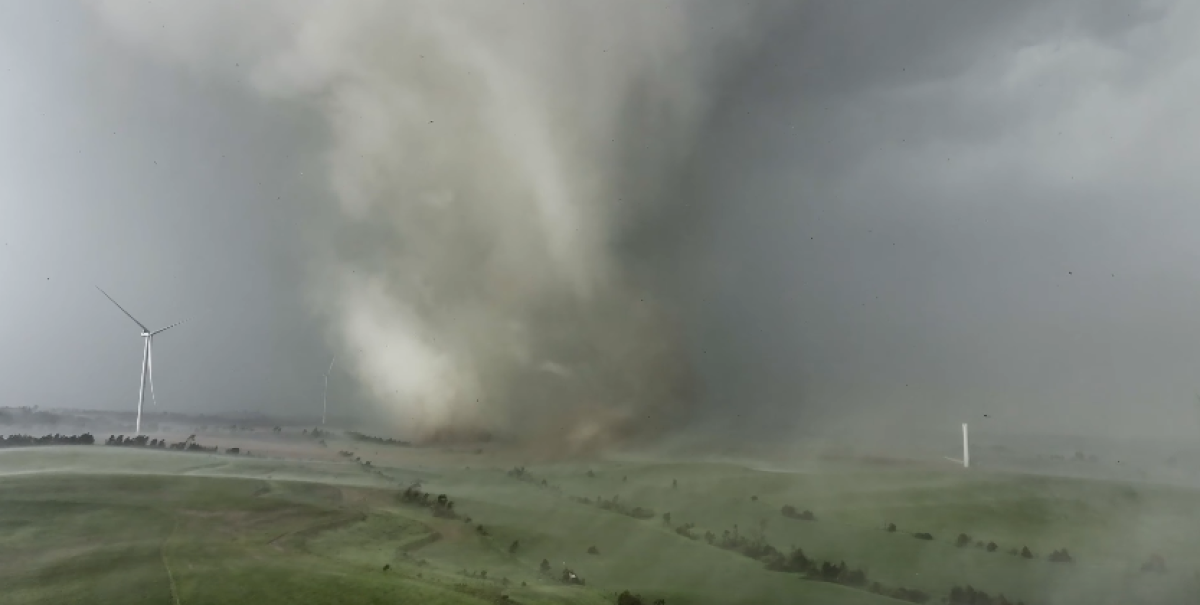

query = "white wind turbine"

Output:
[[97, 287, 184, 435], [944, 423, 970, 469], [322, 355, 336, 425]]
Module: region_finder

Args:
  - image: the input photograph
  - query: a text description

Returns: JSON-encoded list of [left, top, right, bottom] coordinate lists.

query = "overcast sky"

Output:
[[3, 1, 1200, 442], [0, 1, 339, 421]]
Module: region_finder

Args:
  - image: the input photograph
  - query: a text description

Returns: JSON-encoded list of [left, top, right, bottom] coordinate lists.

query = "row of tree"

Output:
[[572, 494, 656, 520], [903, 528, 1064, 565], [345, 431, 411, 447], [0, 432, 234, 455], [781, 504, 816, 521], [507, 466, 558, 492], [105, 434, 217, 452], [537, 558, 584, 585], [686, 521, 935, 604], [398, 485, 462, 520], [0, 433, 95, 447]]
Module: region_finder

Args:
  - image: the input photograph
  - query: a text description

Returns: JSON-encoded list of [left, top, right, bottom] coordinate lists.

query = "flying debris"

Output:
[[96, 286, 185, 434]]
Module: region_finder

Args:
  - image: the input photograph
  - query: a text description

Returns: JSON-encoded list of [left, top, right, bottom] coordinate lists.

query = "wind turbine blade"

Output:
[[327, 355, 336, 376], [148, 337, 157, 407], [151, 320, 185, 336], [96, 286, 149, 332]]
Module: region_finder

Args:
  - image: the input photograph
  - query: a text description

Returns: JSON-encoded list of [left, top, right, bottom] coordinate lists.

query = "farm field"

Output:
[[0, 445, 1197, 605]]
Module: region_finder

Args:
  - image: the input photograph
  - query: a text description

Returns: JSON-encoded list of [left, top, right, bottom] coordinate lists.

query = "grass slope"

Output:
[[0, 447, 1197, 604]]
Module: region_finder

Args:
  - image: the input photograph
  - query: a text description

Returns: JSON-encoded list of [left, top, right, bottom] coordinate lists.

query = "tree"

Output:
[[1048, 548, 1073, 563], [617, 591, 645, 605], [540, 559, 551, 573]]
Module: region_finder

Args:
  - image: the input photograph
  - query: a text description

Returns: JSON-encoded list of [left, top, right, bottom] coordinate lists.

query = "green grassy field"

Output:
[[0, 446, 1197, 604]]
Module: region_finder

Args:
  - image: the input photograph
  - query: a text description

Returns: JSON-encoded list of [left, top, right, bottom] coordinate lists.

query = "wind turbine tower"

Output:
[[97, 287, 184, 435], [322, 356, 336, 425], [962, 423, 970, 468], [944, 422, 970, 469]]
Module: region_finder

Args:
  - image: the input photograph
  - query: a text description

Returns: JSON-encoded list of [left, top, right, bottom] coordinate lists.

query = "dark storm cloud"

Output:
[[667, 0, 1200, 440]]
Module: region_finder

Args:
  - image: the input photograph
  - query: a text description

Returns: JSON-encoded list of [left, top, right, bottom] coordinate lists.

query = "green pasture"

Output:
[[0, 447, 1197, 604]]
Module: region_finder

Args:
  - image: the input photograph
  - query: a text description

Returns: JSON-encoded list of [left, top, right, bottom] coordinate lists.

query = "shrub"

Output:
[[674, 523, 697, 540], [617, 591, 643, 605], [913, 532, 934, 541], [886, 523, 897, 533], [781, 505, 815, 520], [561, 567, 584, 585], [587, 545, 600, 555], [1020, 546, 1033, 559], [986, 541, 998, 552], [1048, 548, 1073, 563], [955, 533, 972, 548]]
